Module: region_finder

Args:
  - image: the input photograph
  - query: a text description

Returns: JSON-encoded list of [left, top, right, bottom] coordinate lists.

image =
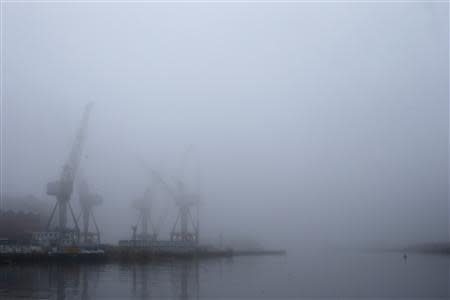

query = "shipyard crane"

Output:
[[194, 160, 202, 245], [139, 150, 201, 244], [46, 103, 93, 241], [77, 179, 102, 244], [169, 179, 200, 243], [132, 187, 158, 241]]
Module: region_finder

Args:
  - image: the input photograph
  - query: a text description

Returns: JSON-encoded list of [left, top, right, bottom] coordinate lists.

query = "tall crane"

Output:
[[139, 152, 200, 244], [169, 180, 199, 243], [46, 103, 93, 241], [77, 179, 102, 244], [132, 187, 157, 241]]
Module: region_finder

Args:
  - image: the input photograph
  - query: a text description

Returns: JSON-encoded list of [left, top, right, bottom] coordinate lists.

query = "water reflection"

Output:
[[0, 260, 201, 300], [0, 252, 448, 299], [0, 263, 81, 299], [170, 260, 199, 300]]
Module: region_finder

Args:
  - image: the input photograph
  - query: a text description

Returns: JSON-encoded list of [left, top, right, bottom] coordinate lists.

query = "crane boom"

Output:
[[63, 102, 93, 184], [138, 158, 176, 198]]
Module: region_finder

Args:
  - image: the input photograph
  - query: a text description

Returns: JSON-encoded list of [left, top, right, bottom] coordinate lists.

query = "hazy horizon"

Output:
[[1, 2, 448, 251]]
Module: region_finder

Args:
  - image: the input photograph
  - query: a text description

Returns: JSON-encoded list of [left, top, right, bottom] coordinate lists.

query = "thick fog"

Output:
[[1, 3, 448, 250]]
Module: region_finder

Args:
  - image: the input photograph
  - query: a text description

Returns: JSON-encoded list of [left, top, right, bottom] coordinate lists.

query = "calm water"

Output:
[[0, 249, 448, 299]]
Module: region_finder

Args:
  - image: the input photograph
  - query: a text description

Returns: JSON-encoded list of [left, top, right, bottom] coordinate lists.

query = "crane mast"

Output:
[[78, 179, 102, 245], [133, 187, 157, 241]]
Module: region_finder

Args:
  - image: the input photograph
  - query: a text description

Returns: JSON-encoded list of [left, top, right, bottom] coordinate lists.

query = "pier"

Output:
[[0, 245, 286, 264]]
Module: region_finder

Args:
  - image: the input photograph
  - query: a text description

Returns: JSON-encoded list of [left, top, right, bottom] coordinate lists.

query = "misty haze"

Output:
[[0, 2, 449, 299]]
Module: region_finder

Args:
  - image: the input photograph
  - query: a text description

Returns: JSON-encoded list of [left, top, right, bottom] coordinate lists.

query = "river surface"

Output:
[[0, 249, 448, 299]]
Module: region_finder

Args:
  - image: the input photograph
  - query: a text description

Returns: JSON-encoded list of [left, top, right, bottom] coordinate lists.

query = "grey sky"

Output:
[[1, 3, 448, 248]]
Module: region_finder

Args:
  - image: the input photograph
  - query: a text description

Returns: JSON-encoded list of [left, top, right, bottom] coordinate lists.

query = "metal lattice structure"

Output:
[[133, 187, 158, 241], [77, 179, 102, 245], [139, 149, 201, 244], [46, 103, 93, 244]]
